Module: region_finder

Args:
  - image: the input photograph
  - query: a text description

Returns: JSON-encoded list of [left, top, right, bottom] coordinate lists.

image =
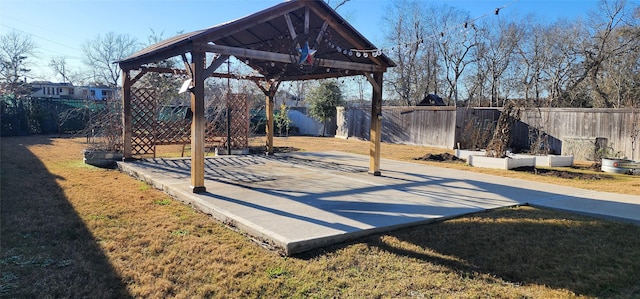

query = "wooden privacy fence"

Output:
[[335, 107, 640, 161]]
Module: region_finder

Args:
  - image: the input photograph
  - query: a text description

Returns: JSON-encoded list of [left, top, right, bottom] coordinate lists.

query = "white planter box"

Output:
[[547, 155, 574, 167], [469, 155, 535, 170], [511, 154, 574, 167], [455, 149, 485, 163]]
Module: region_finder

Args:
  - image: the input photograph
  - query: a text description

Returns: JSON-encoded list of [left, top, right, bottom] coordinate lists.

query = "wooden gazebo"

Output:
[[118, 0, 395, 193]]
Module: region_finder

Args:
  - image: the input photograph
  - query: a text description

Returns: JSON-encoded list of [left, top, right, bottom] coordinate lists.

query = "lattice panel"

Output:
[[131, 88, 156, 155], [129, 88, 249, 157], [228, 93, 249, 149]]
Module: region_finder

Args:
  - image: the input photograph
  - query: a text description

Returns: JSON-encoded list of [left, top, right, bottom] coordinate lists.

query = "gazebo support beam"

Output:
[[193, 43, 386, 73], [368, 72, 383, 176], [121, 70, 133, 160], [190, 51, 207, 193], [254, 80, 280, 155]]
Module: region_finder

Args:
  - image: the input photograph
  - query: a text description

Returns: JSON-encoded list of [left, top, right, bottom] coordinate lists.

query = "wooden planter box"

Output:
[[512, 154, 574, 167], [468, 155, 535, 170]]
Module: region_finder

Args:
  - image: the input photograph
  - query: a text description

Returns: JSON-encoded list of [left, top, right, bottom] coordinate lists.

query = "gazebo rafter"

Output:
[[118, 0, 395, 193]]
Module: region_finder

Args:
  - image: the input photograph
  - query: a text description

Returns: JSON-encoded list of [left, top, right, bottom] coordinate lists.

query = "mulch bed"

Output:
[[512, 166, 613, 180], [413, 153, 462, 162]]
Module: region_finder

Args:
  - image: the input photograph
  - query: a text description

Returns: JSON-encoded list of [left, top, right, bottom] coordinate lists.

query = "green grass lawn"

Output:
[[1, 135, 639, 298]]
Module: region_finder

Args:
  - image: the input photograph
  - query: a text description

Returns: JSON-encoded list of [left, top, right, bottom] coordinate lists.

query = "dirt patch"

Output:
[[512, 166, 613, 180], [413, 153, 462, 162]]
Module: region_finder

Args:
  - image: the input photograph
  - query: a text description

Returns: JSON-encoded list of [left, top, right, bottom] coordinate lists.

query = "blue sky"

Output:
[[0, 0, 605, 82]]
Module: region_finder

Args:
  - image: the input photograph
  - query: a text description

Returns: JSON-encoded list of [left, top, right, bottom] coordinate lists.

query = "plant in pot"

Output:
[[83, 97, 123, 168]]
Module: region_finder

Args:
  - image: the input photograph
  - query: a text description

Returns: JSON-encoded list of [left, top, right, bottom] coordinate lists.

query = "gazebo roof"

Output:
[[118, 0, 394, 81]]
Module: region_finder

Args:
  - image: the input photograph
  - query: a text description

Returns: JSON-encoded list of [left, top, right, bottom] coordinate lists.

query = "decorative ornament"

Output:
[[290, 33, 319, 74], [298, 41, 317, 65]]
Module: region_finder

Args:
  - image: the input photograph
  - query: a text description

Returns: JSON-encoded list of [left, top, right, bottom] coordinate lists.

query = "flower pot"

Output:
[[601, 158, 640, 175]]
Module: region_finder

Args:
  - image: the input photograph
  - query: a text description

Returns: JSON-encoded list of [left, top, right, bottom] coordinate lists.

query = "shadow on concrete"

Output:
[[0, 136, 131, 298]]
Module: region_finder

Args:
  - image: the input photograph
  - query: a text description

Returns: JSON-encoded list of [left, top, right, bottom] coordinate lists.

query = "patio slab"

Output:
[[118, 151, 640, 255]]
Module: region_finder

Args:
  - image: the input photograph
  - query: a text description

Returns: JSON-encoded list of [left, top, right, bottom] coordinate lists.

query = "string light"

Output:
[[348, 0, 518, 57]]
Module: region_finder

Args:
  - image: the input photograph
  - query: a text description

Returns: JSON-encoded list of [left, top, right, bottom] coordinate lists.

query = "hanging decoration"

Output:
[[298, 41, 317, 65], [290, 33, 320, 74]]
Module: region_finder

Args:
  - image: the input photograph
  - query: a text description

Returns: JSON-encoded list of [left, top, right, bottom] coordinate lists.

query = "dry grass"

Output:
[[2, 135, 640, 298]]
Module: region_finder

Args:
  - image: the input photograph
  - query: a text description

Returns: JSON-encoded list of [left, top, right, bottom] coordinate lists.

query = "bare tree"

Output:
[[560, 0, 637, 107], [513, 19, 551, 106], [476, 18, 523, 107], [325, 0, 350, 10], [135, 29, 184, 106], [539, 20, 586, 107], [384, 0, 430, 106], [429, 5, 476, 105], [48, 57, 82, 85], [586, 0, 640, 108], [0, 30, 36, 96], [82, 32, 139, 87]]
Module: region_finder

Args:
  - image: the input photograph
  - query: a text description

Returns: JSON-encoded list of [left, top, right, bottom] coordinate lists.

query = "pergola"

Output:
[[118, 0, 395, 193]]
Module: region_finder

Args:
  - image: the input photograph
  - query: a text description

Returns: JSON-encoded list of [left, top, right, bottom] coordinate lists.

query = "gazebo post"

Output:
[[190, 51, 206, 193], [121, 69, 133, 160], [264, 81, 279, 155], [369, 72, 383, 176]]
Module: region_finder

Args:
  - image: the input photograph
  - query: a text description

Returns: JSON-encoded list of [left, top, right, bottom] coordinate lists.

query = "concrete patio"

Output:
[[118, 151, 640, 255]]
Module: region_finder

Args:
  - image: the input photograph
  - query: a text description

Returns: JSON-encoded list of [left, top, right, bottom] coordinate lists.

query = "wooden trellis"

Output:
[[130, 88, 158, 155], [130, 88, 248, 157], [226, 93, 249, 150]]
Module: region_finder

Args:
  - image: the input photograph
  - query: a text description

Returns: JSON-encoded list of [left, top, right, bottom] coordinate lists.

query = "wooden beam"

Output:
[[203, 54, 229, 78], [209, 72, 265, 81], [369, 72, 383, 176], [128, 65, 264, 81], [137, 66, 188, 75], [129, 69, 148, 86], [201, 2, 305, 42], [282, 71, 360, 81], [193, 43, 386, 73], [363, 72, 382, 95], [254, 80, 280, 155], [307, 5, 387, 67], [119, 43, 193, 71], [182, 53, 193, 79], [283, 13, 297, 41], [315, 21, 329, 45], [304, 6, 310, 35], [265, 86, 275, 155], [121, 70, 133, 160], [190, 51, 206, 193], [252, 79, 269, 95]]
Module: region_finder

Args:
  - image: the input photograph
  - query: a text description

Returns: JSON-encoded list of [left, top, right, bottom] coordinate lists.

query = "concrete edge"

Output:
[[117, 161, 291, 254], [528, 203, 640, 226]]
